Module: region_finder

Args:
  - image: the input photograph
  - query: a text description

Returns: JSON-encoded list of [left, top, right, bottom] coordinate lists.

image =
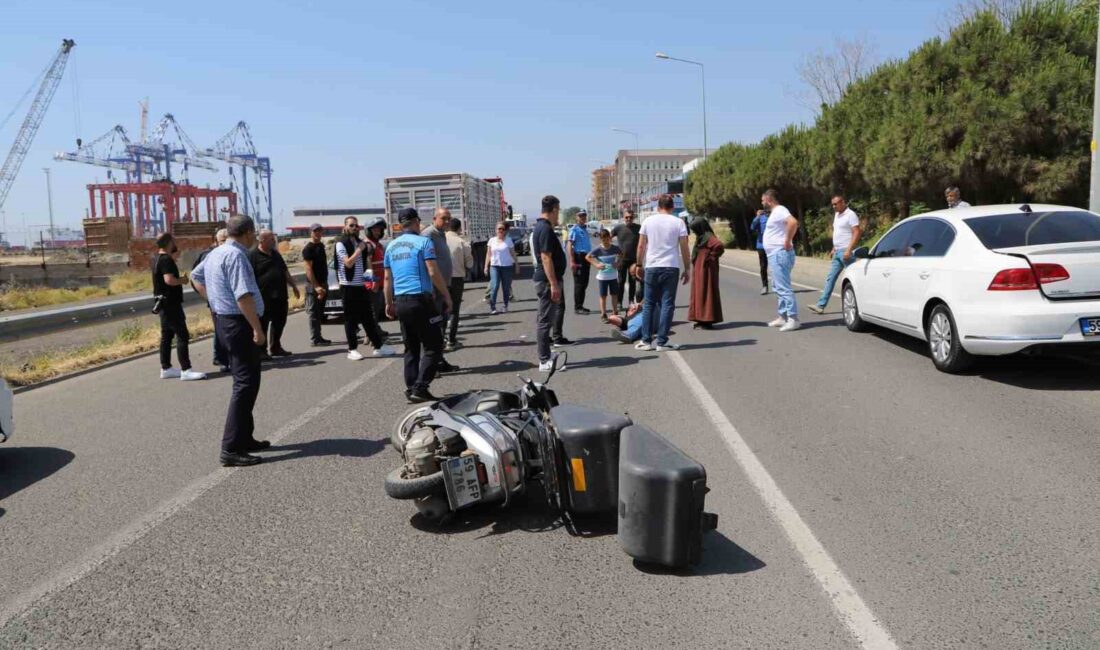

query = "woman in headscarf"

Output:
[[687, 216, 724, 329]]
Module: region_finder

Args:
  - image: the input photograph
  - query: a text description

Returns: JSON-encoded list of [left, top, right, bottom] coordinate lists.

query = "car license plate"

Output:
[[1080, 317, 1100, 337], [444, 456, 482, 509], [326, 299, 342, 309]]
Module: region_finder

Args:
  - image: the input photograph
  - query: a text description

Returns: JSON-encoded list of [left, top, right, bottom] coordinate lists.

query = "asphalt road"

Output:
[[1, 259, 1098, 648]]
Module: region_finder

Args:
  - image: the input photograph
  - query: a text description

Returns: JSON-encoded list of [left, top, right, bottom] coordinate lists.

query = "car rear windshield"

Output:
[[964, 211, 1100, 249]]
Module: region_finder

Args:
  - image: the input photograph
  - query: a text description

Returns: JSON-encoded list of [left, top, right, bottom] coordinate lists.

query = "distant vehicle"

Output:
[[1, 378, 13, 443], [506, 218, 530, 255], [384, 173, 508, 280], [841, 204, 1100, 372]]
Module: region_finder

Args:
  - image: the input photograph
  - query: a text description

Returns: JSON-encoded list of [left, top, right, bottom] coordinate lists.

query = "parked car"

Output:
[[841, 204, 1100, 372], [1, 378, 13, 443]]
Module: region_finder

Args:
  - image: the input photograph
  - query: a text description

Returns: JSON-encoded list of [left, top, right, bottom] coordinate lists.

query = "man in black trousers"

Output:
[[250, 228, 300, 359], [190, 215, 270, 467]]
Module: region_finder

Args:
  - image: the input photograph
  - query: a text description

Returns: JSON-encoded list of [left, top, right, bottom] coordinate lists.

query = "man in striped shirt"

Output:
[[335, 216, 396, 361]]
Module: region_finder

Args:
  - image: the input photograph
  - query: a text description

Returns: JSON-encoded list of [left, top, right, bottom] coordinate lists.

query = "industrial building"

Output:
[[614, 148, 703, 207], [287, 207, 386, 239]]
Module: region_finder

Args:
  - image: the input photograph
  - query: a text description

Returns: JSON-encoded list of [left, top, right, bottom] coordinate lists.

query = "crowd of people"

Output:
[[159, 184, 974, 467]]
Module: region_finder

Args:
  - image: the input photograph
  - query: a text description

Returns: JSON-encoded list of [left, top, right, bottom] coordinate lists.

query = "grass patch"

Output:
[[0, 272, 152, 311]]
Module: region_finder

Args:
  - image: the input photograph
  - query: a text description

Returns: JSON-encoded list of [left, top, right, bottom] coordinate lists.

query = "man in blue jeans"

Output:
[[808, 194, 861, 314], [761, 189, 801, 331], [634, 194, 690, 352]]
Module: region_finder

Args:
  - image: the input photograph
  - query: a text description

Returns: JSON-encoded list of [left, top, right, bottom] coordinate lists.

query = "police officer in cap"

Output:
[[384, 207, 452, 403]]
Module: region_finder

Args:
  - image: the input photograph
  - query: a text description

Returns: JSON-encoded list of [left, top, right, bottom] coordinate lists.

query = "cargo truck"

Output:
[[384, 173, 508, 280]]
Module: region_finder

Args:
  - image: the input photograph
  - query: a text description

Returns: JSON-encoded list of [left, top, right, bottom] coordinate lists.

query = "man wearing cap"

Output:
[[419, 207, 460, 373], [567, 209, 593, 315], [336, 216, 396, 360], [301, 223, 332, 346], [385, 207, 452, 403], [363, 215, 391, 341]]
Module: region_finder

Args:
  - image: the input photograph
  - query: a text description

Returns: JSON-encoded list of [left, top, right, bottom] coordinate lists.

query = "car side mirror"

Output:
[[853, 246, 871, 260]]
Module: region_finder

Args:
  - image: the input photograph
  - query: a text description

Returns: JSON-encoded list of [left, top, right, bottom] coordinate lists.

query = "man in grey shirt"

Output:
[[190, 214, 270, 468], [420, 207, 459, 373]]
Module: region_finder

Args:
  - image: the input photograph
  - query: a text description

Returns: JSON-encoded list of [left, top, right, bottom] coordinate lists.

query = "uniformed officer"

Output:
[[190, 214, 270, 467], [384, 207, 453, 403]]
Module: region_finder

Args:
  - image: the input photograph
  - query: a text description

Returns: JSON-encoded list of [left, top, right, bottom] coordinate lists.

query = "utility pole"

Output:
[[43, 167, 55, 239], [1091, 3, 1100, 212]]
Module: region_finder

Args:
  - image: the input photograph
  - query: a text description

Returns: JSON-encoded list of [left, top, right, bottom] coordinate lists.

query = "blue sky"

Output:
[[1, 0, 958, 243]]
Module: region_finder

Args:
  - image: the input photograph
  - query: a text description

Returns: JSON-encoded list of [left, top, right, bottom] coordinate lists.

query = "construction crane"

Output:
[[54, 124, 155, 182], [203, 121, 272, 229], [127, 113, 216, 183], [0, 38, 76, 214]]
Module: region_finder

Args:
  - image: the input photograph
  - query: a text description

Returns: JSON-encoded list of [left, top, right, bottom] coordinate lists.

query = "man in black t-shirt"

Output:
[[612, 209, 643, 304], [249, 229, 300, 358], [153, 232, 205, 381], [531, 195, 572, 371], [300, 223, 332, 346]]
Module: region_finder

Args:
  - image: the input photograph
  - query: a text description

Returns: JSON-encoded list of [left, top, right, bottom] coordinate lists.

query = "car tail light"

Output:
[[988, 264, 1070, 291]]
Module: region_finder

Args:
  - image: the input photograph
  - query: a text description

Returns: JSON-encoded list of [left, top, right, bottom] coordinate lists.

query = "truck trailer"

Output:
[[384, 173, 507, 280]]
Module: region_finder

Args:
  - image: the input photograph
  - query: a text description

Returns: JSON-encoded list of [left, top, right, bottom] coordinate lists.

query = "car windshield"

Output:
[[964, 210, 1100, 249]]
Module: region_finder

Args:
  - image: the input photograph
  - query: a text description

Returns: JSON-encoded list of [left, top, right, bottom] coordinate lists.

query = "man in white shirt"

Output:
[[761, 188, 801, 331], [808, 194, 861, 314], [945, 186, 971, 209], [634, 194, 690, 351]]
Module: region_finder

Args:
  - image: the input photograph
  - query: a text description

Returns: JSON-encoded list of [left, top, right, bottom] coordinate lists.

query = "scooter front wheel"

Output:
[[384, 466, 445, 500]]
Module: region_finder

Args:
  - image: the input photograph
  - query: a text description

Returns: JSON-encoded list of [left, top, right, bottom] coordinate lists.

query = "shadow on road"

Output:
[[457, 339, 534, 350], [712, 321, 766, 330], [566, 355, 658, 370], [680, 339, 756, 351], [262, 437, 386, 464], [798, 317, 845, 330], [632, 531, 767, 577], [447, 360, 537, 376], [0, 446, 76, 509]]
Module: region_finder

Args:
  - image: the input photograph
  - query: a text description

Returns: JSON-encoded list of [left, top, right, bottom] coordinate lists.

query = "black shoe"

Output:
[[271, 348, 293, 357], [407, 388, 439, 403], [218, 365, 231, 373], [575, 308, 592, 315], [220, 451, 262, 467], [311, 338, 332, 347], [437, 361, 461, 374], [259, 351, 274, 362], [243, 439, 271, 452], [552, 338, 575, 347]]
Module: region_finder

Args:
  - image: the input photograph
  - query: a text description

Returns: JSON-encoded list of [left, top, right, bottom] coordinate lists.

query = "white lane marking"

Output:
[[0, 359, 396, 629], [666, 351, 898, 650], [721, 262, 840, 298]]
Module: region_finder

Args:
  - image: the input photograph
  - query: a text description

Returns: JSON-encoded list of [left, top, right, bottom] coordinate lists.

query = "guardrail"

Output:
[[0, 272, 306, 342]]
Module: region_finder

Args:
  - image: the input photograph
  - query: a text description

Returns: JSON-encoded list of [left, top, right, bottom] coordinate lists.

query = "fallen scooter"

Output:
[[384, 354, 718, 568]]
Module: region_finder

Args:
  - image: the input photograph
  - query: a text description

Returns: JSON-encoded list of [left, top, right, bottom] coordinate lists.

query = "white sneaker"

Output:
[[347, 350, 365, 361], [634, 341, 654, 351], [538, 360, 553, 372], [767, 317, 787, 328], [654, 342, 682, 352], [160, 367, 181, 379], [180, 369, 207, 381], [373, 345, 396, 357], [760, 287, 768, 295], [779, 319, 802, 332], [501, 306, 508, 313], [490, 309, 498, 315]]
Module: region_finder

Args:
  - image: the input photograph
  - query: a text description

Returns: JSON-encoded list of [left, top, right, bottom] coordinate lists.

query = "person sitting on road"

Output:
[[608, 299, 648, 344]]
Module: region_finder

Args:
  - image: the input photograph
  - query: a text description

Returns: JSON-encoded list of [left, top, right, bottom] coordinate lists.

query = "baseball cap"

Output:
[[309, 223, 323, 231], [398, 207, 420, 224]]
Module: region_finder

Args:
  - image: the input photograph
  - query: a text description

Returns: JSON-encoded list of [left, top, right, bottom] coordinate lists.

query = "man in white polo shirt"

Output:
[[634, 194, 690, 351], [808, 194, 861, 314], [761, 188, 801, 332]]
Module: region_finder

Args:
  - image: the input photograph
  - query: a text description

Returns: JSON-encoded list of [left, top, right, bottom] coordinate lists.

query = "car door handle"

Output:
[[919, 272, 931, 280]]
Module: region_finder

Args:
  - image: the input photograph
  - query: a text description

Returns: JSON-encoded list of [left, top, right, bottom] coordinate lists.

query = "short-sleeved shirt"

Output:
[[612, 223, 641, 261], [420, 224, 452, 283], [567, 224, 592, 255], [832, 208, 861, 250], [153, 253, 184, 306], [190, 240, 264, 317], [384, 233, 436, 296], [532, 217, 566, 282], [335, 237, 365, 286], [301, 241, 328, 287], [249, 248, 289, 300], [639, 212, 688, 270], [763, 205, 794, 254], [591, 244, 621, 281], [488, 236, 515, 267]]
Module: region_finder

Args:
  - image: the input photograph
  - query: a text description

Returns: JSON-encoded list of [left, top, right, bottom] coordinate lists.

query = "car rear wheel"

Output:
[[927, 304, 973, 373], [842, 284, 869, 332]]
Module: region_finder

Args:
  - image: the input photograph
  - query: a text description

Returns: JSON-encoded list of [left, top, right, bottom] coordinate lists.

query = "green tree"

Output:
[[561, 206, 583, 224]]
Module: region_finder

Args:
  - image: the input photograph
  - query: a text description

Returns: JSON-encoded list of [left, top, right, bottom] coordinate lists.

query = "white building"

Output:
[[287, 206, 386, 239], [614, 149, 704, 206]]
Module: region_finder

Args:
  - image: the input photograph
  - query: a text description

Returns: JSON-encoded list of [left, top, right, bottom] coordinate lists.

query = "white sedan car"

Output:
[[1, 378, 12, 443], [841, 204, 1100, 372]]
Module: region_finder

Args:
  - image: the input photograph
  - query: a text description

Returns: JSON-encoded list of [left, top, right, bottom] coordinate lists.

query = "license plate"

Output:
[[326, 299, 342, 309], [1080, 317, 1100, 336], [443, 456, 482, 509]]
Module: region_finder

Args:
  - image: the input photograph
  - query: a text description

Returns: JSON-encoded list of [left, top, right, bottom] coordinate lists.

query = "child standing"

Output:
[[586, 229, 621, 323]]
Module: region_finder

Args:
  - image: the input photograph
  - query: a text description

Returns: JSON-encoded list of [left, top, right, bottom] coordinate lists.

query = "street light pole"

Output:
[[612, 128, 640, 212], [656, 52, 708, 159], [1090, 4, 1100, 212]]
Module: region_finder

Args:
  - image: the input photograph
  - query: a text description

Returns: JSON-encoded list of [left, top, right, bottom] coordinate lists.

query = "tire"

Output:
[[927, 304, 974, 373], [384, 466, 445, 500], [842, 283, 869, 332], [392, 406, 432, 455]]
